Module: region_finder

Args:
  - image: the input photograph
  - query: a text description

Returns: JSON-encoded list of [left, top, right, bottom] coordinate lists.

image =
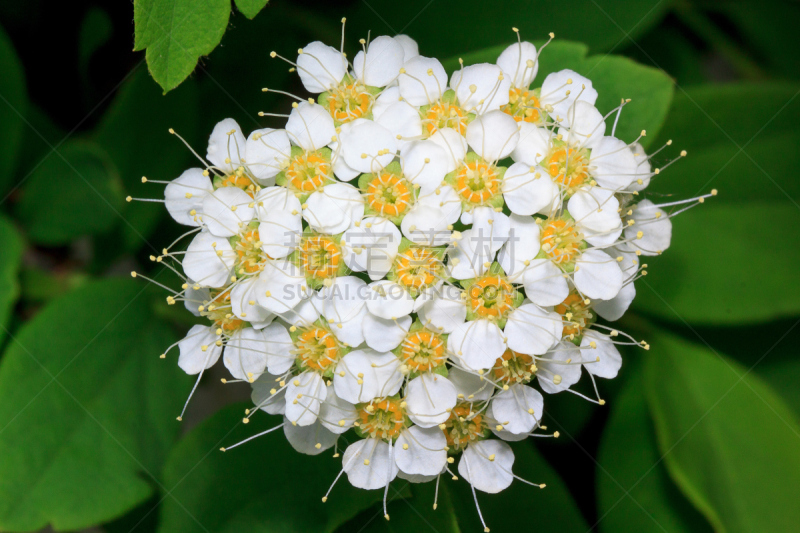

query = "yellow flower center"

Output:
[[546, 146, 589, 190], [286, 151, 331, 193], [364, 173, 413, 217], [492, 349, 536, 385], [234, 228, 268, 275], [399, 330, 446, 372], [423, 101, 469, 136], [295, 326, 342, 372], [455, 160, 501, 207], [540, 218, 583, 265], [502, 88, 542, 124], [299, 235, 342, 281], [555, 291, 594, 339], [393, 247, 443, 293], [442, 403, 486, 452], [202, 290, 244, 333], [327, 82, 373, 124], [218, 167, 258, 196], [467, 274, 515, 320], [358, 398, 407, 440]]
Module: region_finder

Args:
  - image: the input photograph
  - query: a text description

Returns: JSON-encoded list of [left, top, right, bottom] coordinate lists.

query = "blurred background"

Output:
[[0, 0, 798, 531]]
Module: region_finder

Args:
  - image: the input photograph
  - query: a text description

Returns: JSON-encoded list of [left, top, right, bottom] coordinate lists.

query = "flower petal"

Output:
[[164, 168, 212, 226], [406, 373, 457, 427], [178, 325, 221, 375], [458, 440, 514, 493]]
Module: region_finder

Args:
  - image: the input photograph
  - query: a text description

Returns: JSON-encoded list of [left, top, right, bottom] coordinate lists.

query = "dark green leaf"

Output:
[[234, 0, 269, 20], [78, 8, 113, 83], [94, 67, 199, 251], [646, 83, 800, 203], [634, 202, 800, 324], [449, 440, 587, 532], [0, 22, 27, 195], [354, 482, 460, 533], [15, 140, 124, 245], [0, 215, 23, 346], [597, 368, 712, 533], [133, 0, 231, 93], [445, 40, 674, 145], [644, 330, 800, 533], [0, 278, 187, 531], [345, 0, 670, 59], [158, 404, 383, 533]]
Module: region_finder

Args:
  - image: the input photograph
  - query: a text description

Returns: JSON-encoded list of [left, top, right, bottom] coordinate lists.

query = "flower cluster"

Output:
[[132, 24, 713, 530]]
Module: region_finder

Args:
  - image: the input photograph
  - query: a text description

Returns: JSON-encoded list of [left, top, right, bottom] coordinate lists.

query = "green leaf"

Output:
[[94, 67, 199, 251], [15, 140, 124, 246], [646, 83, 800, 203], [0, 215, 23, 346], [644, 330, 800, 533], [351, 482, 460, 533], [346, 0, 670, 59], [634, 202, 800, 324], [597, 367, 712, 533], [0, 22, 27, 195], [78, 8, 113, 83], [449, 441, 587, 532], [444, 40, 674, 145], [0, 278, 187, 531], [158, 404, 384, 533], [134, 0, 231, 93], [234, 0, 269, 19]]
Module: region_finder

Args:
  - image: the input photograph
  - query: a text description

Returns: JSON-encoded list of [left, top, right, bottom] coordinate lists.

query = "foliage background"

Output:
[[0, 0, 798, 531]]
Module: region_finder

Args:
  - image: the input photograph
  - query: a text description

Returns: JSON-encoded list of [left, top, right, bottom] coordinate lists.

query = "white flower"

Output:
[[465, 110, 520, 162], [164, 168, 212, 226], [540, 69, 598, 127], [255, 258, 309, 315], [536, 341, 583, 393], [458, 439, 515, 493], [497, 41, 539, 89], [333, 349, 402, 404], [182, 230, 235, 288], [318, 276, 370, 346], [503, 303, 563, 356], [341, 217, 402, 280], [393, 35, 419, 62], [177, 324, 223, 375], [296, 41, 349, 93], [303, 182, 365, 235], [624, 199, 672, 255], [343, 438, 398, 490], [489, 383, 543, 435], [338, 118, 398, 174], [353, 35, 405, 88], [284, 417, 339, 455], [450, 63, 512, 115], [251, 372, 287, 415], [448, 319, 506, 370], [255, 186, 303, 259], [395, 425, 448, 476], [286, 102, 336, 152], [579, 329, 622, 379], [201, 186, 256, 237], [206, 118, 247, 173], [398, 55, 448, 107], [244, 128, 292, 185], [406, 372, 457, 427], [223, 327, 269, 381], [285, 370, 327, 426]]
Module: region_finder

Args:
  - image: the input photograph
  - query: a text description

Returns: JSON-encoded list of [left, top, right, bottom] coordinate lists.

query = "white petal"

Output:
[[447, 365, 494, 401], [372, 351, 404, 398], [183, 281, 209, 317], [406, 373, 457, 427], [319, 384, 358, 434], [372, 86, 401, 122], [448, 319, 506, 369], [541, 70, 598, 125], [417, 288, 467, 334], [342, 217, 401, 280], [558, 101, 606, 149], [363, 313, 411, 352], [396, 426, 447, 476], [255, 186, 303, 259], [224, 327, 268, 381], [458, 440, 514, 494], [284, 371, 327, 427], [340, 118, 397, 173], [627, 141, 652, 191], [343, 438, 398, 490], [401, 204, 453, 247], [374, 102, 422, 151], [568, 187, 622, 246], [594, 280, 635, 321], [245, 128, 291, 184], [393, 35, 419, 62], [256, 259, 309, 314], [450, 63, 511, 114], [502, 162, 558, 216], [284, 416, 338, 455], [511, 122, 553, 166], [491, 384, 543, 434], [320, 275, 368, 324], [164, 168, 212, 226], [261, 322, 295, 375], [398, 55, 447, 106], [286, 102, 336, 152], [505, 304, 562, 355], [497, 41, 538, 88], [574, 249, 623, 300], [297, 41, 347, 93], [470, 206, 510, 255], [401, 140, 449, 195], [334, 349, 382, 404], [183, 231, 234, 288], [353, 35, 404, 87], [465, 110, 520, 161], [429, 128, 467, 173], [251, 372, 286, 415], [206, 118, 245, 172], [201, 187, 255, 237], [590, 136, 637, 190], [447, 228, 493, 280], [624, 200, 672, 255], [581, 330, 622, 379], [497, 214, 541, 278], [281, 295, 322, 327], [537, 341, 583, 394], [521, 259, 570, 307], [178, 325, 221, 375], [303, 182, 364, 235]]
